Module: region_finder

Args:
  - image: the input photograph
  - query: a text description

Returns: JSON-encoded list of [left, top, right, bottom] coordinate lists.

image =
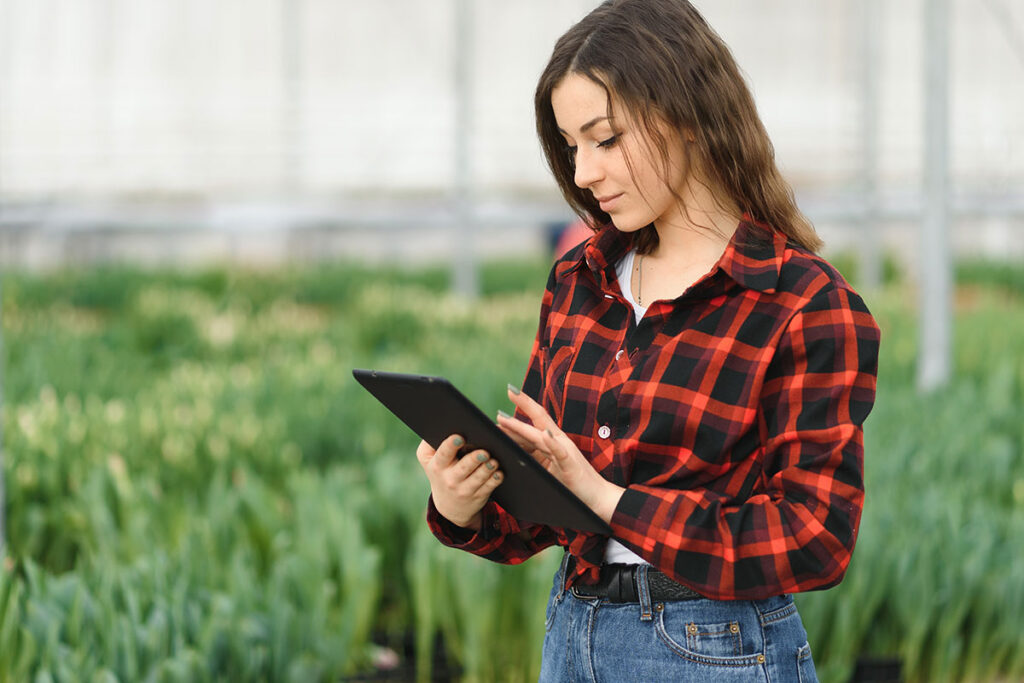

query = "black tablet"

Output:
[[352, 368, 611, 535]]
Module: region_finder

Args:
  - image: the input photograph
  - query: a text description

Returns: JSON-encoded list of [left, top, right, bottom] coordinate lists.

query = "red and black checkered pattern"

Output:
[[428, 219, 880, 600]]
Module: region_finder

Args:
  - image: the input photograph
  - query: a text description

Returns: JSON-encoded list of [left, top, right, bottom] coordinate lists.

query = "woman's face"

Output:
[[550, 73, 689, 233]]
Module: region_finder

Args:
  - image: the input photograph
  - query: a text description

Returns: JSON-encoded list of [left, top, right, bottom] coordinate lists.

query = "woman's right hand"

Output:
[[416, 434, 503, 531]]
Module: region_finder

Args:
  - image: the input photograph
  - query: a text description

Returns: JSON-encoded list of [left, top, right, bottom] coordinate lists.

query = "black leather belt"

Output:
[[571, 563, 703, 603]]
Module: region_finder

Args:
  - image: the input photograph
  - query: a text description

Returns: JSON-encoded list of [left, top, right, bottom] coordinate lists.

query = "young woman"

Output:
[[415, 1, 880, 679]]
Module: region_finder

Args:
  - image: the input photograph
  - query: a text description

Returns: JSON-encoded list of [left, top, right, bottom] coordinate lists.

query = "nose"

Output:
[[573, 146, 603, 189]]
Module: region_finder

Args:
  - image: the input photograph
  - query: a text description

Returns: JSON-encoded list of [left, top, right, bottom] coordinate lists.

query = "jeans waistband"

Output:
[[570, 562, 703, 603]]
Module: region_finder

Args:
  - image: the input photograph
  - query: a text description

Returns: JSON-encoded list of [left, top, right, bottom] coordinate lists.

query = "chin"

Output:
[[611, 217, 651, 233]]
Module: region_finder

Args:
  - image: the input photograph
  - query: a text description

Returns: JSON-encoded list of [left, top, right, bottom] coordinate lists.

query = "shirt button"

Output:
[[597, 425, 611, 439], [615, 349, 624, 361]]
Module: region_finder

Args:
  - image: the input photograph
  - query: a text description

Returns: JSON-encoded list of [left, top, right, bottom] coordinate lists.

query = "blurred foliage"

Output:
[[0, 254, 1022, 681], [823, 249, 904, 289], [957, 257, 1024, 297]]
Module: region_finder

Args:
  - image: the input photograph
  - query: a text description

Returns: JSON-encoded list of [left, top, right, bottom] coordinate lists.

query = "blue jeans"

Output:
[[539, 557, 818, 682]]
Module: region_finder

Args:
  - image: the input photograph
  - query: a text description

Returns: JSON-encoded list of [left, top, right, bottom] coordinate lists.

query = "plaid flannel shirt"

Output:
[[427, 219, 880, 600]]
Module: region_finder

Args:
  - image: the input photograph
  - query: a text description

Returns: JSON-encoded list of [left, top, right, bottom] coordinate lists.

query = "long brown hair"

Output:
[[535, 0, 822, 254]]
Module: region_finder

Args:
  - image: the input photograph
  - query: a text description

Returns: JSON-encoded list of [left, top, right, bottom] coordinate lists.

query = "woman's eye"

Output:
[[597, 135, 619, 148]]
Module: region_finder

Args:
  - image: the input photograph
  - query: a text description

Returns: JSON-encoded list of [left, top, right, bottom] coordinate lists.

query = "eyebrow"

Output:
[[558, 115, 613, 135]]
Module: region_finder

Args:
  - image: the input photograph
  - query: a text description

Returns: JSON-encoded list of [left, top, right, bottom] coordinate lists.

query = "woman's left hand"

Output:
[[497, 385, 625, 524]]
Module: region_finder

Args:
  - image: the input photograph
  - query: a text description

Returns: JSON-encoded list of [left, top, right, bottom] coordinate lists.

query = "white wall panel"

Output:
[[0, 0, 1021, 200]]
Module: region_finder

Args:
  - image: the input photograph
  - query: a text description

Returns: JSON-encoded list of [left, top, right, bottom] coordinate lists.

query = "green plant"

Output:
[[1, 258, 1022, 681]]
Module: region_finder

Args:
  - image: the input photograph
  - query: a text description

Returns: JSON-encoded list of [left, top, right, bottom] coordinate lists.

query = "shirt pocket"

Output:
[[540, 339, 577, 423]]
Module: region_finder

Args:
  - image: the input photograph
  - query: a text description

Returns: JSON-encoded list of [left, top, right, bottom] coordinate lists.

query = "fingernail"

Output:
[[486, 461, 495, 470], [507, 384, 521, 395], [493, 472, 501, 481], [497, 409, 512, 420], [475, 451, 488, 463], [453, 436, 464, 447]]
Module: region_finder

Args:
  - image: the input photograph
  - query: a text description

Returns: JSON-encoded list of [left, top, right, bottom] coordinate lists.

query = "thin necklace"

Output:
[[636, 254, 644, 306]]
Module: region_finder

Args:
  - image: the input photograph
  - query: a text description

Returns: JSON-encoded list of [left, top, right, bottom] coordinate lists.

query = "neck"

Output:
[[651, 211, 739, 267], [650, 174, 740, 263]]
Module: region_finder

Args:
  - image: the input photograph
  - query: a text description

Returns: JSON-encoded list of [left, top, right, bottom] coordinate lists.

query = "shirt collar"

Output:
[[554, 223, 628, 291], [558, 218, 786, 295], [717, 218, 786, 293]]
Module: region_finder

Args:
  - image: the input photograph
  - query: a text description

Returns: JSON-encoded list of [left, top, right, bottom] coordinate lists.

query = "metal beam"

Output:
[[452, 0, 479, 298], [859, 0, 882, 291], [919, 0, 953, 391], [282, 0, 303, 195], [0, 0, 8, 552]]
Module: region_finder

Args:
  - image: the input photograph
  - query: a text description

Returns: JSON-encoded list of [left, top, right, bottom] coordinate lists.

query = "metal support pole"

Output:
[[919, 0, 953, 391], [859, 0, 882, 291], [0, 0, 8, 553], [452, 0, 478, 298], [0, 280, 4, 554], [282, 0, 303, 195]]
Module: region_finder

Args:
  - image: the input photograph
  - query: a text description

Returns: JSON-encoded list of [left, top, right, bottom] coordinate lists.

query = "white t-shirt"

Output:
[[603, 249, 649, 566]]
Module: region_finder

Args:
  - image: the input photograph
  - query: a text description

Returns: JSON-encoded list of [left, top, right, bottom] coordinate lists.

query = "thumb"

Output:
[[415, 439, 436, 466]]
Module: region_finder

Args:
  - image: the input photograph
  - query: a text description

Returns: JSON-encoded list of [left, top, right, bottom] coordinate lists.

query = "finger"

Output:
[[431, 434, 465, 469], [530, 447, 554, 470], [454, 449, 492, 480], [496, 421, 534, 452], [463, 456, 499, 491], [497, 412, 549, 455], [496, 411, 538, 446], [415, 439, 435, 466], [542, 428, 570, 464], [506, 384, 557, 432], [497, 417, 559, 473], [474, 468, 503, 495]]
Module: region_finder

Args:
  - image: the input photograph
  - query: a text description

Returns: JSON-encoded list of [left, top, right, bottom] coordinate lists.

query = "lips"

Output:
[[595, 193, 622, 212]]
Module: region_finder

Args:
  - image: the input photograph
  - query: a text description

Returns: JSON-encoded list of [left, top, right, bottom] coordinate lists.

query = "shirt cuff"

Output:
[[426, 496, 521, 549], [611, 486, 648, 526]]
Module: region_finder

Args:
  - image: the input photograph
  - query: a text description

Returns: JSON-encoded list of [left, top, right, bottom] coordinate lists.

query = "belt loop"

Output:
[[636, 564, 653, 621], [556, 551, 571, 600]]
